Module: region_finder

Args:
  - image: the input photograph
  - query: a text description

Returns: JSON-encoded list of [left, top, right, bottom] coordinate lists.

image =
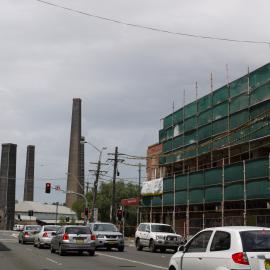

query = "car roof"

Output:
[[139, 223, 172, 226], [202, 226, 270, 232], [90, 222, 115, 225]]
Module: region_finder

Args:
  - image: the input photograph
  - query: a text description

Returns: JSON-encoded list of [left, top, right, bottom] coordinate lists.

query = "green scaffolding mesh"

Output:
[[198, 109, 212, 127], [184, 116, 197, 132], [152, 195, 162, 206], [212, 118, 228, 136], [250, 82, 270, 106], [230, 76, 248, 98], [250, 101, 270, 119], [176, 175, 187, 190], [198, 94, 212, 113], [225, 183, 244, 200], [189, 172, 204, 188], [246, 158, 269, 179], [230, 93, 249, 114], [163, 177, 173, 192], [212, 137, 228, 150], [163, 140, 173, 153], [164, 114, 173, 128], [190, 189, 204, 204], [176, 191, 187, 205], [159, 129, 166, 143], [173, 108, 183, 124], [184, 131, 197, 146], [205, 186, 222, 202], [183, 145, 197, 159], [213, 102, 228, 120], [213, 86, 229, 105], [250, 63, 270, 89], [198, 143, 212, 155], [230, 110, 249, 129], [198, 124, 212, 141], [184, 101, 197, 119], [247, 179, 270, 199], [173, 135, 183, 149], [205, 167, 222, 185], [163, 193, 173, 205], [224, 163, 243, 182]]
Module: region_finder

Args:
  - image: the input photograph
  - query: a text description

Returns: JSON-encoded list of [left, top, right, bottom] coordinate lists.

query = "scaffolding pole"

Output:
[[247, 67, 251, 160], [221, 158, 225, 226], [196, 82, 199, 171], [186, 172, 190, 236], [210, 73, 214, 168], [227, 66, 231, 164], [182, 90, 186, 174], [173, 173, 176, 230], [243, 160, 247, 226], [161, 192, 164, 223], [150, 197, 152, 223]]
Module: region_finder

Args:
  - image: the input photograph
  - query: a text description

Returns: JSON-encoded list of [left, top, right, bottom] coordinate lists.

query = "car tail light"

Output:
[[24, 232, 29, 237], [42, 232, 48, 237], [232, 252, 249, 265], [91, 234, 96, 240], [62, 233, 69, 240]]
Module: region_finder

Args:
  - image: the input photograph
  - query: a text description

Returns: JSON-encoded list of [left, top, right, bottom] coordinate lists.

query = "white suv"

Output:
[[169, 226, 270, 270], [135, 223, 181, 252]]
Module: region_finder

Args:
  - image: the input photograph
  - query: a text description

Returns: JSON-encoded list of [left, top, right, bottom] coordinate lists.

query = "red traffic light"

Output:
[[45, 183, 51, 193]]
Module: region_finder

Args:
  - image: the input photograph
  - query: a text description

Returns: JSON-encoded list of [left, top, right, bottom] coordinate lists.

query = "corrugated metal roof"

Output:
[[15, 201, 76, 215]]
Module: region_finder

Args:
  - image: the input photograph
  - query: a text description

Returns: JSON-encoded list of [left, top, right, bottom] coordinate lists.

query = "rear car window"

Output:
[[93, 224, 118, 232], [210, 231, 231, 251], [240, 230, 270, 252], [25, 226, 41, 231], [44, 226, 60, 231], [151, 225, 175, 233], [66, 227, 91, 235]]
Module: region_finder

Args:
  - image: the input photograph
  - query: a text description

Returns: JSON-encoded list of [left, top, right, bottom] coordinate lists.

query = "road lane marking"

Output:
[[46, 257, 62, 266], [96, 252, 167, 269]]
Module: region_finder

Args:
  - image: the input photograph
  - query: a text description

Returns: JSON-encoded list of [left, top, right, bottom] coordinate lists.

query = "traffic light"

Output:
[[45, 183, 51, 193], [28, 210, 34, 217], [117, 209, 123, 221], [84, 208, 89, 217], [66, 216, 70, 222]]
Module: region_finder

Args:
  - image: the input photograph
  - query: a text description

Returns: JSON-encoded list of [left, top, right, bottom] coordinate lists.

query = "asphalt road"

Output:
[[0, 230, 173, 270]]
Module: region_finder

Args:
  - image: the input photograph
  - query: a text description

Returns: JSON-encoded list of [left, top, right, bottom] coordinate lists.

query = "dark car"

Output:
[[50, 225, 95, 256]]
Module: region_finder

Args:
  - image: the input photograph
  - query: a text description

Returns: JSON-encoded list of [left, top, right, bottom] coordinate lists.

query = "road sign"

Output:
[[121, 197, 139, 206], [55, 185, 61, 191]]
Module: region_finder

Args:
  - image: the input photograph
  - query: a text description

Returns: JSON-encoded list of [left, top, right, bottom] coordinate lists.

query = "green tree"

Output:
[[72, 181, 139, 235]]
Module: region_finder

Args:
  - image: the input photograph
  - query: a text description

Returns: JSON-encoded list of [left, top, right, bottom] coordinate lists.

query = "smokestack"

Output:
[[23, 145, 35, 201], [66, 98, 84, 208], [0, 143, 17, 230]]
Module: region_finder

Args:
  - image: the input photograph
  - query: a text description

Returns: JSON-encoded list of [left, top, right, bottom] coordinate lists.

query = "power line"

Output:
[[35, 0, 270, 46]]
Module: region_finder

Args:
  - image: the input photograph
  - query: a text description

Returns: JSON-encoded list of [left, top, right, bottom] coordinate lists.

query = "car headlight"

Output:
[[156, 235, 165, 240], [97, 234, 105, 238]]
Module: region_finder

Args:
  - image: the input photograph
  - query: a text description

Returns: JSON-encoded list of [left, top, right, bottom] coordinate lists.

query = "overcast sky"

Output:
[[0, 0, 269, 204]]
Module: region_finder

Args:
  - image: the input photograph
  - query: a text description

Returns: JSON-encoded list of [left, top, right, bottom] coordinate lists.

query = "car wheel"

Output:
[[50, 245, 56, 254], [22, 239, 25, 245], [135, 238, 143, 251], [59, 245, 65, 256], [118, 246, 124, 252], [169, 266, 176, 270], [149, 239, 156, 253], [88, 249, 95, 256], [37, 240, 42, 249], [160, 247, 166, 253]]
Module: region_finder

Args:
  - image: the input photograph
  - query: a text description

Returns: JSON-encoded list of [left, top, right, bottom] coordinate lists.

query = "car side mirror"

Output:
[[178, 245, 185, 252], [145, 229, 150, 233]]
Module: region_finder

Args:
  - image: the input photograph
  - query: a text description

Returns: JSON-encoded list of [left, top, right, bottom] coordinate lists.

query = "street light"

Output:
[[80, 139, 107, 221]]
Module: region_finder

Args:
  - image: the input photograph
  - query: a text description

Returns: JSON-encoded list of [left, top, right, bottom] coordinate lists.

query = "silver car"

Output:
[[50, 225, 95, 256], [18, 225, 41, 244], [88, 222, 124, 251], [33, 225, 60, 248]]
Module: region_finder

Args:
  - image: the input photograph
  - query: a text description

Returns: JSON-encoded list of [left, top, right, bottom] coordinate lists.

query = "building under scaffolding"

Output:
[[142, 63, 270, 237]]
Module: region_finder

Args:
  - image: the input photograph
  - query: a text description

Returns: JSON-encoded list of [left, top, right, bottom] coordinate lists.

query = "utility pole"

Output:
[[85, 182, 90, 194], [111, 147, 118, 223], [89, 157, 108, 222]]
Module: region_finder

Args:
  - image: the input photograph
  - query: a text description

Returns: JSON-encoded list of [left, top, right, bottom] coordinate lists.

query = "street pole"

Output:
[[111, 147, 118, 223], [91, 152, 102, 222], [137, 163, 142, 226], [55, 202, 59, 225]]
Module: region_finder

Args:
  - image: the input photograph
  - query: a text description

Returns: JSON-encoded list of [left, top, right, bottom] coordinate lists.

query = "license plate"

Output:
[[108, 241, 117, 244], [76, 240, 84, 244], [265, 260, 270, 270]]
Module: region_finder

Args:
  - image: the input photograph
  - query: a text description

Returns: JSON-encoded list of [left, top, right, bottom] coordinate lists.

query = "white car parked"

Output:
[[135, 223, 181, 252], [169, 226, 270, 270]]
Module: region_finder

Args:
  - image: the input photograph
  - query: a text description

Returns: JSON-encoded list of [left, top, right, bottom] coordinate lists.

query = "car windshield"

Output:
[[25, 226, 41, 231], [240, 230, 270, 251], [44, 226, 60, 232], [93, 223, 118, 232], [66, 227, 91, 235], [151, 225, 175, 233]]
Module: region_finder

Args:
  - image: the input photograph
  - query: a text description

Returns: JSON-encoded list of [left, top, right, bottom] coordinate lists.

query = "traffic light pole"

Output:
[[66, 190, 88, 225]]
